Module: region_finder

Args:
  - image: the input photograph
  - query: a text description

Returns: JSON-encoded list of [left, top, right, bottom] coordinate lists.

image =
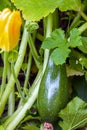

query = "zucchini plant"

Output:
[[0, 0, 87, 130]]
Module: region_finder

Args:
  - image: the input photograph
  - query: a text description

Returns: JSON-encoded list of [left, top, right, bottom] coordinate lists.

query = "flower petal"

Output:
[[0, 8, 11, 50], [8, 11, 22, 50], [5, 10, 22, 51], [0, 8, 22, 51]]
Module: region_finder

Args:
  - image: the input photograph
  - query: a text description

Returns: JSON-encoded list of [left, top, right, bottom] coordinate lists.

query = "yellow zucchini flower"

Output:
[[0, 8, 22, 51]]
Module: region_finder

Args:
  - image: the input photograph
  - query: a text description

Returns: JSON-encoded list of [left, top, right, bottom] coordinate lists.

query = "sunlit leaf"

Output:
[[51, 47, 70, 65], [11, 0, 81, 21], [69, 28, 82, 47], [42, 29, 66, 50]]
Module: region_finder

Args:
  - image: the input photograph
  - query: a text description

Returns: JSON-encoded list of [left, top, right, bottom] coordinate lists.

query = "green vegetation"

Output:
[[0, 0, 87, 130]]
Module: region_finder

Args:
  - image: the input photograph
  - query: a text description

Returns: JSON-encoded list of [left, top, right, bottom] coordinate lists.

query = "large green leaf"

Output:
[[11, 0, 59, 21], [11, 0, 81, 21], [59, 97, 87, 130]]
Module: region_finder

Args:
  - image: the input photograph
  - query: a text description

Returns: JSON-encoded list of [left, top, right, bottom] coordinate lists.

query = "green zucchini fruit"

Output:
[[37, 56, 69, 122]]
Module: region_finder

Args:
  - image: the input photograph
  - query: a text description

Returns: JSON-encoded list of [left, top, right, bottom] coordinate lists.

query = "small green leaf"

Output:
[[69, 28, 82, 47], [59, 97, 87, 130], [51, 47, 70, 65], [42, 29, 66, 50]]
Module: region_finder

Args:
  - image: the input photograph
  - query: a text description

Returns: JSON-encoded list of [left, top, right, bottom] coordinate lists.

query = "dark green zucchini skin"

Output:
[[37, 57, 69, 122]]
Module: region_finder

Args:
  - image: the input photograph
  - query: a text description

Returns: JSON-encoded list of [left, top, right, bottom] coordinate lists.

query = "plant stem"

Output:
[[28, 33, 42, 68], [0, 52, 8, 98], [43, 13, 53, 72], [4, 106, 23, 127], [53, 9, 59, 30], [11, 63, 25, 101], [78, 22, 87, 34], [4, 14, 53, 130], [79, 10, 87, 21], [8, 63, 15, 115], [69, 13, 81, 31], [0, 21, 28, 116], [8, 89, 15, 115], [23, 51, 32, 93], [36, 33, 44, 41], [40, 123, 44, 130], [5, 69, 42, 130]]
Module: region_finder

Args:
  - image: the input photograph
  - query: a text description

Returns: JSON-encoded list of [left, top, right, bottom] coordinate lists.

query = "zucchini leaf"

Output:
[[69, 28, 82, 47], [42, 28, 82, 65], [59, 97, 87, 130], [51, 47, 70, 65], [78, 37, 87, 54], [11, 0, 81, 21]]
